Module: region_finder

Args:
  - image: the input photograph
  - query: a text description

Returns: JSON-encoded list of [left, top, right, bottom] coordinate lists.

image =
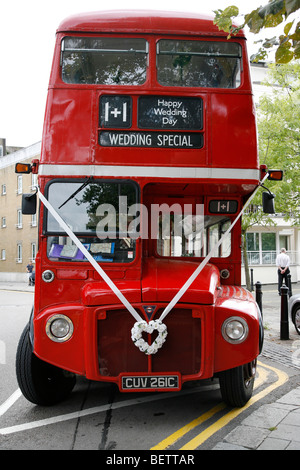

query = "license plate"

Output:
[[121, 374, 180, 391]]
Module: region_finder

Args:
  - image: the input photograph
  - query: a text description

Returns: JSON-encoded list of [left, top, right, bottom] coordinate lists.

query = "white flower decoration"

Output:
[[131, 320, 168, 355]]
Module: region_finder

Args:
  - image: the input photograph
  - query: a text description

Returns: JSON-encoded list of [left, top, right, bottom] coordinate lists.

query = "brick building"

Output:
[[0, 141, 40, 281]]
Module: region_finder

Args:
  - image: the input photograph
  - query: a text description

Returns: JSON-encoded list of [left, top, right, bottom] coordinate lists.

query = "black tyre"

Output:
[[16, 324, 76, 406], [219, 359, 256, 407], [292, 307, 300, 335]]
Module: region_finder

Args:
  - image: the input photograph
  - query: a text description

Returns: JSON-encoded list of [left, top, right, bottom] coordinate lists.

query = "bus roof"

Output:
[[57, 10, 246, 38]]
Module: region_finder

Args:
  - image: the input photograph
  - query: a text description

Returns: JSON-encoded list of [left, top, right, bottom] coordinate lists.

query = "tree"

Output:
[[241, 62, 300, 288], [257, 62, 300, 219], [213, 1, 300, 63]]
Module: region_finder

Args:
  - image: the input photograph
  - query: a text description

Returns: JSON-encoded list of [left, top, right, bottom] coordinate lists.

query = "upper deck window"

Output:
[[61, 37, 148, 85], [157, 40, 242, 88]]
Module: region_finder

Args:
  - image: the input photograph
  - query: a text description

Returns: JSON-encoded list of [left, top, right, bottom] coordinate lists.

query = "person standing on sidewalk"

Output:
[[26, 262, 34, 285], [276, 248, 290, 295]]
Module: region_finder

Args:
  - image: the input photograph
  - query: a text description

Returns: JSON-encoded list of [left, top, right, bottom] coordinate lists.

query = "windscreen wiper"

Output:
[[58, 177, 93, 209]]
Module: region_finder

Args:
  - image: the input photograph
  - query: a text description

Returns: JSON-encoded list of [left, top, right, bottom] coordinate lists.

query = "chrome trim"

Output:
[[45, 314, 74, 343], [42, 269, 55, 283], [222, 316, 249, 344]]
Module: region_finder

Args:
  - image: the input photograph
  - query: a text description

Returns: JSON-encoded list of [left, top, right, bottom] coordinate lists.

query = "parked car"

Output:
[[289, 294, 300, 335]]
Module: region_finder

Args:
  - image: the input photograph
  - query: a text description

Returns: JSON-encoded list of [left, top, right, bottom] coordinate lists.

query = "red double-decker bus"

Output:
[[15, 10, 280, 407]]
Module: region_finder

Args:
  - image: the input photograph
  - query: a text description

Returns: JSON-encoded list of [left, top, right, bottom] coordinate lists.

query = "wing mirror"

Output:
[[262, 190, 275, 214], [22, 192, 37, 215], [260, 169, 283, 214]]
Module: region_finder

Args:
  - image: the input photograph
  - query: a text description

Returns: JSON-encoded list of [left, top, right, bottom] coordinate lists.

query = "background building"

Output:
[[0, 141, 40, 281], [243, 63, 300, 286], [241, 217, 300, 286]]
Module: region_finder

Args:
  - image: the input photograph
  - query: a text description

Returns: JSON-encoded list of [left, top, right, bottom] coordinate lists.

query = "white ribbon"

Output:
[[37, 188, 144, 323], [37, 173, 268, 353], [157, 173, 269, 322]]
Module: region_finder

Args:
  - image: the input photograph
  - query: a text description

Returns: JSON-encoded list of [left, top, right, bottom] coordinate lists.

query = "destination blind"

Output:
[[138, 96, 203, 129], [99, 131, 203, 148], [99, 95, 203, 149]]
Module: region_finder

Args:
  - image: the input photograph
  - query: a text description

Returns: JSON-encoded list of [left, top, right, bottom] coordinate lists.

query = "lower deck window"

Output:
[[47, 236, 135, 263], [157, 213, 231, 258]]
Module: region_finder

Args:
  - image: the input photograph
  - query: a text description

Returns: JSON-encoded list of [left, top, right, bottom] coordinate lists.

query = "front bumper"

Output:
[[33, 300, 259, 391]]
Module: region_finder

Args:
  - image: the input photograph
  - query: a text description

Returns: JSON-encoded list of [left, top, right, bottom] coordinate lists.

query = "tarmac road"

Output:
[[0, 281, 299, 451]]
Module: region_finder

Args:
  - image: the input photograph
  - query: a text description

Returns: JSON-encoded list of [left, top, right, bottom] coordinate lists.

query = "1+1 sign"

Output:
[[99, 95, 203, 148]]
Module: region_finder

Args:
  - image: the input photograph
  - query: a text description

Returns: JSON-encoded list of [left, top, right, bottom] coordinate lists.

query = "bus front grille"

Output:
[[97, 308, 201, 377]]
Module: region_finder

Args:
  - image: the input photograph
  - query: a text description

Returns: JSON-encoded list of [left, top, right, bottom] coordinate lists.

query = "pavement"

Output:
[[0, 280, 300, 450], [212, 282, 300, 451]]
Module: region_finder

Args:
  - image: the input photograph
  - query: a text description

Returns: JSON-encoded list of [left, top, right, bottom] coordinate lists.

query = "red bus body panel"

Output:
[[32, 11, 261, 392]]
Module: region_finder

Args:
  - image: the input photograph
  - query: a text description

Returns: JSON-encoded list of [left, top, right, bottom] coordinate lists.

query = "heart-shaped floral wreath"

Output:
[[131, 320, 168, 355]]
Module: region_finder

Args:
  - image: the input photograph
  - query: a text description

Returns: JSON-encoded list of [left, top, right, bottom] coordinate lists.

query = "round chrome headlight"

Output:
[[222, 317, 248, 344], [46, 314, 73, 342]]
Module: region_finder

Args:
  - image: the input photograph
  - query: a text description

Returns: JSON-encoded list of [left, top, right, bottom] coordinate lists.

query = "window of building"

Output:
[[31, 243, 37, 262], [17, 175, 23, 195], [17, 244, 22, 263], [1, 249, 5, 261], [245, 231, 289, 265], [246, 232, 260, 263], [1, 184, 6, 195], [279, 234, 289, 251], [17, 209, 22, 229], [31, 213, 37, 227], [31, 173, 38, 190], [261, 232, 276, 264], [1, 217, 6, 228]]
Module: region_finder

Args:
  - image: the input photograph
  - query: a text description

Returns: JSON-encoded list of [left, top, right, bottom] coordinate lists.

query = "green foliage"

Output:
[[213, 0, 300, 63], [214, 6, 239, 33], [241, 61, 300, 287], [243, 62, 300, 231], [257, 62, 300, 224]]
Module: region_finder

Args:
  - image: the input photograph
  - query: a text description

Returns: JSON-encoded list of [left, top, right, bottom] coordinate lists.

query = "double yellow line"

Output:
[[151, 362, 288, 450]]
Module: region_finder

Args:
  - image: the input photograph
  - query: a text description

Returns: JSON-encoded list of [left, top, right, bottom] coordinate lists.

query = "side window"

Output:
[[156, 205, 231, 258]]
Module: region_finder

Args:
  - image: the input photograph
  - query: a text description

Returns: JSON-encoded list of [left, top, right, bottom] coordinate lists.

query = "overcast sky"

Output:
[[0, 0, 281, 147]]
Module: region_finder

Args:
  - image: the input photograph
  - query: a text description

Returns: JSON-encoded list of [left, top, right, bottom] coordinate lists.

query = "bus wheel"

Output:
[[16, 324, 76, 406], [219, 359, 256, 407]]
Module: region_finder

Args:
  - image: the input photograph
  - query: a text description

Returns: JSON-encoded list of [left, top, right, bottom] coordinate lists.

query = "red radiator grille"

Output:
[[97, 308, 201, 377]]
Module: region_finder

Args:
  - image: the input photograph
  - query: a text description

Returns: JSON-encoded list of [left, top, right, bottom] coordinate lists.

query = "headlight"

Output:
[[222, 317, 248, 344], [46, 314, 74, 342]]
